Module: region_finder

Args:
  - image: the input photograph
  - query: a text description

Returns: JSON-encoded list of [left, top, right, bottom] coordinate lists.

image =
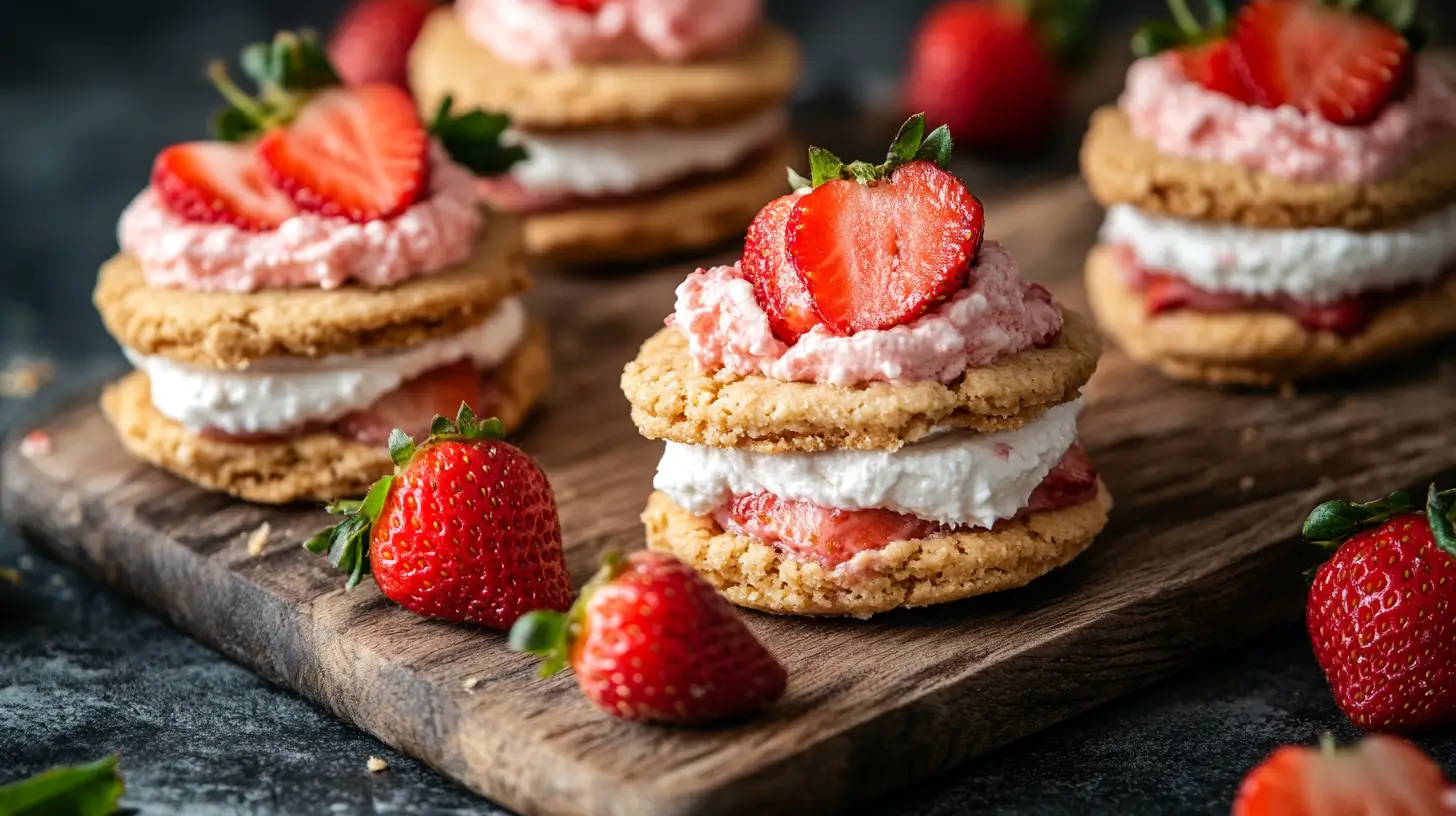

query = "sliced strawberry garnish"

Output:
[[742, 194, 820, 343], [258, 84, 428, 222], [1177, 39, 1255, 103], [151, 141, 299, 231], [550, 0, 606, 11], [335, 359, 484, 446], [1230, 0, 1411, 126], [1137, 266, 1378, 336], [1024, 444, 1099, 515], [787, 160, 984, 335], [1232, 736, 1456, 816], [718, 493, 941, 569]]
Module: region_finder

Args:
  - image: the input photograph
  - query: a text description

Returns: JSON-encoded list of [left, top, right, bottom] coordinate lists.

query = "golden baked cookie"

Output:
[[622, 309, 1101, 453], [94, 215, 530, 369], [525, 138, 798, 263], [1084, 243, 1456, 386], [643, 484, 1111, 617], [1081, 106, 1456, 231], [409, 7, 801, 130], [101, 326, 551, 504]]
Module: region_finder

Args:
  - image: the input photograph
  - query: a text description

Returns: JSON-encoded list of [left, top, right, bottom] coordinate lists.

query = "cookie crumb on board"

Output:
[[1238, 427, 1259, 445], [1238, 476, 1256, 491], [0, 358, 54, 399], [463, 677, 480, 692], [366, 756, 388, 773], [246, 522, 272, 557], [19, 430, 51, 458]]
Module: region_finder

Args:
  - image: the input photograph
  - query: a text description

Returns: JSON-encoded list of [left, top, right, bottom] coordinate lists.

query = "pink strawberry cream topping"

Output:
[[118, 146, 481, 292], [458, 0, 761, 68], [1120, 54, 1456, 184], [671, 241, 1061, 385]]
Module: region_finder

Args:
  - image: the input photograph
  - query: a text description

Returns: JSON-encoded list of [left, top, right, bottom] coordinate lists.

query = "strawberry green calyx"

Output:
[[795, 114, 953, 190], [427, 96, 528, 178], [301, 402, 506, 589], [508, 552, 628, 677], [0, 755, 124, 816], [1302, 482, 1456, 555], [210, 30, 339, 142], [1003, 0, 1096, 66], [1132, 0, 1228, 57]]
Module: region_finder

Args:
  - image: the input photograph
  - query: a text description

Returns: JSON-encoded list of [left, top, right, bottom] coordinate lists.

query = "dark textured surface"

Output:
[[1, 0, 1455, 813]]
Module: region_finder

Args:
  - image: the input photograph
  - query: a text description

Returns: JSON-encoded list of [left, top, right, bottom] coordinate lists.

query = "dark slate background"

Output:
[[2, 1, 1455, 813]]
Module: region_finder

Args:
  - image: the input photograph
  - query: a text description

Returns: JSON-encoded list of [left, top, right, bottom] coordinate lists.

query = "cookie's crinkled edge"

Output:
[[621, 309, 1101, 453], [1084, 242, 1456, 386], [643, 484, 1112, 617]]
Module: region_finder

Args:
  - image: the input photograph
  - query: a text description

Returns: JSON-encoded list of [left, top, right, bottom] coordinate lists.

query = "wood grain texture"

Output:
[[8, 181, 1456, 816]]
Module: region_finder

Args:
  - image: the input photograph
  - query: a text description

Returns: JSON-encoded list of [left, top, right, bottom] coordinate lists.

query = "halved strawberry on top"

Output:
[[152, 141, 299, 231], [742, 194, 821, 343], [259, 84, 429, 222], [1230, 0, 1413, 126], [1132, 0, 1252, 102]]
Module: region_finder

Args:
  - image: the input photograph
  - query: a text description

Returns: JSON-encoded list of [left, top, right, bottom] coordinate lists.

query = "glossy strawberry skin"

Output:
[[258, 84, 428, 222], [742, 194, 820, 343], [327, 0, 438, 87], [572, 551, 787, 723], [1306, 514, 1456, 731], [903, 1, 1065, 150], [1232, 736, 1456, 816], [787, 161, 984, 335], [152, 141, 299, 231], [1177, 39, 1254, 103], [369, 438, 573, 628], [1230, 0, 1411, 126]]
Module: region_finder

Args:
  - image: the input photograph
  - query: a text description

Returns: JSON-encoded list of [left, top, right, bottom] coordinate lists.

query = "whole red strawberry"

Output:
[[304, 404, 573, 629], [784, 114, 985, 335], [903, 1, 1083, 150], [1301, 484, 1456, 731], [1232, 734, 1456, 815], [509, 551, 788, 724], [328, 0, 439, 88]]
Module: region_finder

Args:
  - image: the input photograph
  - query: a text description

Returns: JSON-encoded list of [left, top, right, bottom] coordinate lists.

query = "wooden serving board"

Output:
[[8, 180, 1456, 816]]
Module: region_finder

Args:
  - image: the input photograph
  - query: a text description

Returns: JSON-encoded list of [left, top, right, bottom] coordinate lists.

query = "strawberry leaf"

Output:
[[430, 414, 457, 438], [508, 610, 572, 677], [915, 125, 953, 169], [1303, 490, 1417, 547], [388, 429, 416, 468], [304, 474, 391, 589], [428, 96, 528, 178], [886, 113, 926, 165], [0, 756, 123, 816], [1131, 0, 1230, 56], [845, 161, 880, 184], [808, 147, 844, 188], [271, 30, 340, 91], [206, 30, 341, 138], [210, 105, 258, 142], [786, 166, 812, 192], [1427, 483, 1456, 557]]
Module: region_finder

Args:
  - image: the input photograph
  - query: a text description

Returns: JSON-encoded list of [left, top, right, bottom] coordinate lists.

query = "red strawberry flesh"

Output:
[[1232, 736, 1456, 815], [1178, 39, 1255, 103], [152, 141, 299, 231], [717, 444, 1099, 569], [258, 84, 428, 222], [787, 161, 985, 335], [335, 359, 489, 446], [742, 194, 820, 343], [1230, 0, 1411, 126]]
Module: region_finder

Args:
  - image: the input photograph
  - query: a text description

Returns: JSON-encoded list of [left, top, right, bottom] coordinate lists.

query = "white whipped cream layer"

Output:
[[1101, 202, 1456, 303], [125, 298, 526, 434], [655, 397, 1084, 527], [508, 108, 785, 195]]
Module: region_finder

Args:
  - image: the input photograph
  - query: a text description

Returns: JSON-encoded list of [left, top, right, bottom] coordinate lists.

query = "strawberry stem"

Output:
[[1319, 732, 1338, 755], [1166, 0, 1202, 37], [208, 61, 269, 123]]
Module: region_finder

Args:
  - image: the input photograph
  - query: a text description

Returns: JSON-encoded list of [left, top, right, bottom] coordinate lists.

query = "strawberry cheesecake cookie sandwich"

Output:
[[621, 118, 1110, 617], [1082, 0, 1456, 386], [407, 0, 801, 263], [95, 32, 549, 503]]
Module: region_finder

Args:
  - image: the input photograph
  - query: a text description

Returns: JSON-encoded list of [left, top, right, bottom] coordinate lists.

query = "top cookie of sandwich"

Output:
[[621, 115, 1100, 452], [1084, 4, 1456, 231], [408, 7, 801, 130], [96, 215, 530, 369]]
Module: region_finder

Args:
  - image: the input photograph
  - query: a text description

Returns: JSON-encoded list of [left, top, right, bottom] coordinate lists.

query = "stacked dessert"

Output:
[[622, 118, 1110, 617], [408, 0, 801, 263], [1082, 0, 1456, 386], [95, 33, 548, 503]]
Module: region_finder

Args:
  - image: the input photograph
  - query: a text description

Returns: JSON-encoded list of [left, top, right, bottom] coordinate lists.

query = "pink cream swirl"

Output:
[[457, 0, 762, 68], [1119, 54, 1456, 184], [670, 241, 1063, 386], [118, 146, 481, 293]]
